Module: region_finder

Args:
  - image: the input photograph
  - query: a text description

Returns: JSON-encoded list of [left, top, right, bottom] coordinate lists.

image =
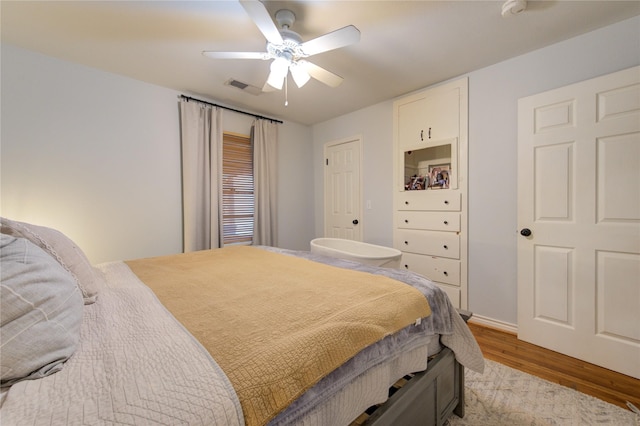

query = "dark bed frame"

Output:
[[363, 310, 471, 426], [365, 347, 464, 426]]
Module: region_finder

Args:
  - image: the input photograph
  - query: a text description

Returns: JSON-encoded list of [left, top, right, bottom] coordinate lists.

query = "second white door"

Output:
[[324, 136, 362, 240]]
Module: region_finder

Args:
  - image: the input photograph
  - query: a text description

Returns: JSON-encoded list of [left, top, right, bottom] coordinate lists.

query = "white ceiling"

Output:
[[2, 1, 639, 125]]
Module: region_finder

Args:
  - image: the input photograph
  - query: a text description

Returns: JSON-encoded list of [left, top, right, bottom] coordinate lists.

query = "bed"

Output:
[[0, 217, 484, 426]]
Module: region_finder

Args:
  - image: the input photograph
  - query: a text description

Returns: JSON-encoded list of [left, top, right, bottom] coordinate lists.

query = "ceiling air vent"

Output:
[[224, 78, 262, 96]]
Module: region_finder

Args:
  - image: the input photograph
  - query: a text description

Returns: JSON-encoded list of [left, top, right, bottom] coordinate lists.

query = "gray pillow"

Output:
[[0, 217, 101, 304], [1, 234, 84, 387]]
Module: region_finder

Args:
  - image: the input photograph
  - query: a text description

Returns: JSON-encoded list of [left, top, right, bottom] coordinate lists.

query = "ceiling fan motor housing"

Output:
[[275, 9, 296, 29], [267, 28, 307, 63], [267, 10, 308, 62]]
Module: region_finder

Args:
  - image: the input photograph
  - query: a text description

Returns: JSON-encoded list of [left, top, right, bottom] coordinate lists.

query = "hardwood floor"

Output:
[[467, 321, 640, 411]]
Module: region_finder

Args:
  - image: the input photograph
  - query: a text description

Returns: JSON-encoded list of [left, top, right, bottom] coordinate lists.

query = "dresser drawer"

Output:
[[394, 229, 460, 259], [395, 191, 461, 211], [401, 252, 461, 286], [396, 211, 460, 232]]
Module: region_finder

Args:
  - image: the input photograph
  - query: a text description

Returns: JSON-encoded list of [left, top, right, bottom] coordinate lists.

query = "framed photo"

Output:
[[428, 164, 451, 189]]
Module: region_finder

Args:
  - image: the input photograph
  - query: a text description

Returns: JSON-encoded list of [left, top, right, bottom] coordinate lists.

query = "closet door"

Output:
[[517, 66, 640, 379]]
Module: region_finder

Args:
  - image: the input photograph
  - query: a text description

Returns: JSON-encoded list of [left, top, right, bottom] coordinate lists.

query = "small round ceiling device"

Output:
[[502, 0, 527, 18]]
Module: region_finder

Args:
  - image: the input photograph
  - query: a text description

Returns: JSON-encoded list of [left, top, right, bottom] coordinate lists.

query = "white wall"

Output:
[[1, 44, 314, 263], [312, 16, 640, 326]]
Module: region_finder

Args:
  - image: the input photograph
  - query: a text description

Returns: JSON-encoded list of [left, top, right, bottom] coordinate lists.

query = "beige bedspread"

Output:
[[126, 246, 431, 426]]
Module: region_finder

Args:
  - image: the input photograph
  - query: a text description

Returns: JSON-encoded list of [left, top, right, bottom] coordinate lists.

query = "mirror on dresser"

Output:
[[402, 139, 458, 192]]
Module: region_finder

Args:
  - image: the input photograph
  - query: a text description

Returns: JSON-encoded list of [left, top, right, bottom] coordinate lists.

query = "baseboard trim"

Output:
[[468, 314, 518, 334]]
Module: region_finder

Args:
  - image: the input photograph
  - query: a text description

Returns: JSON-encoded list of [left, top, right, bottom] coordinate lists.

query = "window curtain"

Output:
[[252, 119, 278, 246], [179, 100, 223, 252]]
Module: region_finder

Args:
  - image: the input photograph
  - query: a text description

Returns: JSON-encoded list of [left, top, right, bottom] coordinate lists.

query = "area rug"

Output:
[[446, 359, 639, 426]]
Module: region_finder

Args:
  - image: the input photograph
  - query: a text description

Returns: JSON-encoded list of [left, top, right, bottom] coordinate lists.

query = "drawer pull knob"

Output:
[[443, 271, 448, 276], [404, 264, 409, 269], [444, 200, 449, 205], [404, 241, 409, 245], [444, 220, 448, 225], [405, 219, 409, 223], [405, 201, 409, 205], [443, 245, 448, 249]]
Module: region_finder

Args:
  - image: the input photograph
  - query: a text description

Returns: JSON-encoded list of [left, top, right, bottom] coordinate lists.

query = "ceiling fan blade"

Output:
[[202, 51, 268, 60], [239, 0, 283, 45], [299, 60, 344, 88], [301, 25, 360, 56]]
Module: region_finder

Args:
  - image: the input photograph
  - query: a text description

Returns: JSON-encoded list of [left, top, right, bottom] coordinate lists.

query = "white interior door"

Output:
[[324, 136, 362, 240], [517, 66, 640, 379]]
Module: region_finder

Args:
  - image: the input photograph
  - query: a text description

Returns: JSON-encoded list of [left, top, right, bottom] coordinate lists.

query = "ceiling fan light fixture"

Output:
[[267, 57, 289, 89], [290, 62, 311, 88]]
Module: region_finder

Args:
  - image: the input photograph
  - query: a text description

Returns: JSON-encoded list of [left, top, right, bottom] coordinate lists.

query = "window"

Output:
[[222, 132, 253, 244]]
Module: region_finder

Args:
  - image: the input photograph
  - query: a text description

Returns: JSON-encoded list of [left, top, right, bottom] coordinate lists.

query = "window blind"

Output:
[[222, 133, 254, 244]]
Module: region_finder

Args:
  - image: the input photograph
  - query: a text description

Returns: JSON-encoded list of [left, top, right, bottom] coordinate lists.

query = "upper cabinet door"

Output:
[[397, 95, 428, 150], [424, 88, 459, 142], [396, 87, 460, 150]]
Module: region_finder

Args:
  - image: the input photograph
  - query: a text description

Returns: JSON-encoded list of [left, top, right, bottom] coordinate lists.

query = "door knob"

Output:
[[352, 219, 359, 225], [520, 228, 532, 237]]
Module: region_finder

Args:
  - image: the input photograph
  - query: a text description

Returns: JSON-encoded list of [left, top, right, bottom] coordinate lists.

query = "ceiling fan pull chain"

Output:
[[285, 73, 289, 107]]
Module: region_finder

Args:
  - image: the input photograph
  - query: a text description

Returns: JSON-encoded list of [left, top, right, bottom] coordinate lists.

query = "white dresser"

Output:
[[392, 78, 468, 309]]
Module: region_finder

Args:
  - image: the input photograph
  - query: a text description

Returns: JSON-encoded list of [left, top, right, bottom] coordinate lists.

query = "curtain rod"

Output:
[[179, 95, 283, 124]]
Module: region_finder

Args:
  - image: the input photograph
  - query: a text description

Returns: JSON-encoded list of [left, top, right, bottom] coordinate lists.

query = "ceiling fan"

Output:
[[203, 0, 361, 92]]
